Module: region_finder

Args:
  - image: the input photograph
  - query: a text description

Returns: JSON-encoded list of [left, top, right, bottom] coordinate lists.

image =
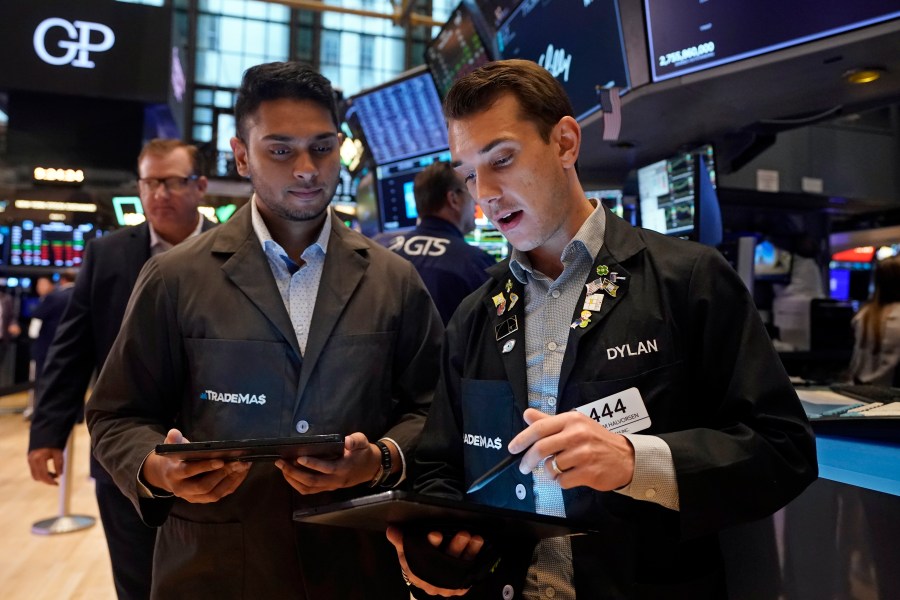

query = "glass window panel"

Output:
[[199, 0, 222, 12], [219, 16, 246, 51], [218, 53, 244, 87], [266, 23, 289, 58], [243, 20, 266, 54], [268, 4, 290, 20], [193, 124, 213, 142], [244, 2, 267, 19], [193, 107, 214, 124], [221, 0, 246, 17], [195, 50, 220, 85], [195, 88, 214, 105], [217, 114, 237, 152], [197, 15, 218, 50], [215, 90, 233, 108], [322, 30, 342, 66]]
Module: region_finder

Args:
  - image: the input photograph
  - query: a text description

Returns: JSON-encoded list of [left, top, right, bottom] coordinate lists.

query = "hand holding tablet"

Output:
[[155, 434, 345, 462]]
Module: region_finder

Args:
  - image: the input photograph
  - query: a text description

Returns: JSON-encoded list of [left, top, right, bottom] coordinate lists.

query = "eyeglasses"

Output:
[[138, 175, 199, 192]]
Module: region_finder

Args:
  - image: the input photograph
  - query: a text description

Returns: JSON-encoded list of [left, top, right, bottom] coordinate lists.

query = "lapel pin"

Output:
[[596, 265, 609, 277], [505, 278, 513, 293], [601, 278, 619, 297], [492, 292, 507, 316], [571, 310, 592, 329], [583, 294, 604, 312], [508, 292, 520, 311], [502, 339, 516, 353], [609, 272, 627, 283], [585, 279, 604, 296], [495, 315, 519, 340]]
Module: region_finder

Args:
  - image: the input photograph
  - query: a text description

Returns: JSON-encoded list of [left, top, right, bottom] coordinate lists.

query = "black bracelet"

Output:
[[371, 440, 392, 487]]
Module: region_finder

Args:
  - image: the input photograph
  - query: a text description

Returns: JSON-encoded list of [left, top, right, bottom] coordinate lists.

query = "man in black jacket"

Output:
[[389, 59, 817, 599], [27, 138, 213, 599]]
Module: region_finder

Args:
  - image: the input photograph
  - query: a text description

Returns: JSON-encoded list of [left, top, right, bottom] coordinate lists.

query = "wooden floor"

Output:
[[0, 392, 117, 600]]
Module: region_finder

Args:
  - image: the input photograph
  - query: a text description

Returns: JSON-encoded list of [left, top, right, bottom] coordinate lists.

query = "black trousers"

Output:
[[95, 479, 157, 600]]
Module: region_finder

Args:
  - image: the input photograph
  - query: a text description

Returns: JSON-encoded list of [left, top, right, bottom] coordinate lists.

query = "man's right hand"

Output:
[[28, 447, 64, 485], [142, 429, 251, 503]]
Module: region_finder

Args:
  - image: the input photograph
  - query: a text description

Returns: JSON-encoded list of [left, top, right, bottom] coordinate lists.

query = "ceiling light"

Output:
[[843, 68, 885, 85]]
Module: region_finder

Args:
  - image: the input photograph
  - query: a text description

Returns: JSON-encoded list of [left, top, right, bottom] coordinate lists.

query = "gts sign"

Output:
[[388, 235, 449, 257], [33, 18, 116, 69]]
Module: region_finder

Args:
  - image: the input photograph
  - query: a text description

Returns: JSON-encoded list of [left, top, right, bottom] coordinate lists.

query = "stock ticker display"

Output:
[[348, 69, 448, 166], [7, 221, 100, 267], [425, 3, 491, 98], [645, 0, 900, 81]]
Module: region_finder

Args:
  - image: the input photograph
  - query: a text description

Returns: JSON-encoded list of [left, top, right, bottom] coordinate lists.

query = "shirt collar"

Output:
[[250, 194, 332, 262], [509, 199, 606, 283], [148, 213, 203, 253]]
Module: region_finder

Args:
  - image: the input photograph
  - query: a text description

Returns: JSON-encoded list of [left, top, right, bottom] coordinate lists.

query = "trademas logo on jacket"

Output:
[[200, 390, 267, 405], [463, 433, 503, 450]]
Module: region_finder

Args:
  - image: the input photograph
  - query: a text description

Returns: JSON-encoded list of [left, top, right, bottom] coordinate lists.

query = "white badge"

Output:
[[574, 387, 651, 434]]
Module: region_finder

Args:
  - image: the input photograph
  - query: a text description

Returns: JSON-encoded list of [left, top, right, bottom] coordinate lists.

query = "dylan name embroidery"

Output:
[[606, 339, 658, 360]]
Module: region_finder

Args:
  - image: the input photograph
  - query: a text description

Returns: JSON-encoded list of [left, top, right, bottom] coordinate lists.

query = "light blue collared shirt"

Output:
[[250, 196, 331, 356]]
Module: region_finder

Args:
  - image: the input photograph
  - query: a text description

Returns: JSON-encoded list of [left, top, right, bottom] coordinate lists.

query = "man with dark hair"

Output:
[[87, 61, 441, 599], [28, 138, 212, 599], [389, 59, 817, 598], [385, 161, 496, 324]]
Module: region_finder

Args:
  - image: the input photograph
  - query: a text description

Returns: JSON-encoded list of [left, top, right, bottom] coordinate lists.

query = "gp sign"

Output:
[[33, 17, 115, 68]]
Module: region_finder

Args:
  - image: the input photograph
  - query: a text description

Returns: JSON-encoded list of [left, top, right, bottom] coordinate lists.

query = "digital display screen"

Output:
[[347, 68, 448, 166], [8, 221, 102, 267], [376, 149, 451, 231], [496, 0, 629, 121], [425, 3, 492, 98], [637, 146, 715, 238], [474, 0, 522, 30], [0, 0, 171, 103], [645, 0, 900, 82]]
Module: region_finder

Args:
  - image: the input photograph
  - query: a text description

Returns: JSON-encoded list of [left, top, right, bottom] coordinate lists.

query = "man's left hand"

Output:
[[507, 408, 635, 491], [275, 432, 380, 494]]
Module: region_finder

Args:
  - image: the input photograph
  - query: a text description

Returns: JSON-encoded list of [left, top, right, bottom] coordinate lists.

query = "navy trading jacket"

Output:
[[413, 207, 817, 599], [386, 216, 496, 324]]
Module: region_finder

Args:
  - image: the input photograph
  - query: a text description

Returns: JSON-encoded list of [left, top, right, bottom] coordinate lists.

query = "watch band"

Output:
[[370, 440, 392, 487]]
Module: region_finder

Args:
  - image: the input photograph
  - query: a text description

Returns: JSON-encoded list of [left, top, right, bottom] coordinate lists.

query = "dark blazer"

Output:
[[414, 208, 818, 599], [86, 204, 443, 599], [29, 220, 215, 481]]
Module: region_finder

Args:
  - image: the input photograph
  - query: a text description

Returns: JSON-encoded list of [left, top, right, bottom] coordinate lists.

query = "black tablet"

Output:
[[293, 490, 597, 539], [155, 434, 345, 462]]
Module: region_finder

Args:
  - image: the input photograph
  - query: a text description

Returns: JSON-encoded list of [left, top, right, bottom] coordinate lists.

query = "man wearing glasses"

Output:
[[28, 138, 214, 599]]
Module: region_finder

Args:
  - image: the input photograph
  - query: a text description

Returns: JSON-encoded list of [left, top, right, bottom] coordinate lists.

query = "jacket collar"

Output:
[[482, 207, 647, 400], [212, 203, 371, 393]]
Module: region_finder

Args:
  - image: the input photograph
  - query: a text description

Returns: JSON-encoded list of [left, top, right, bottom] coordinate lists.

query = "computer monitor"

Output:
[[345, 66, 448, 166], [375, 149, 452, 232], [637, 145, 718, 241], [474, 0, 522, 30], [7, 220, 103, 268], [495, 0, 629, 121], [425, 2, 492, 99], [829, 257, 873, 302], [645, 1, 900, 82]]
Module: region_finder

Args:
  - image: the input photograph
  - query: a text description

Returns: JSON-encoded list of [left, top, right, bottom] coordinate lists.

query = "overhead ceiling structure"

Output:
[[578, 18, 900, 183]]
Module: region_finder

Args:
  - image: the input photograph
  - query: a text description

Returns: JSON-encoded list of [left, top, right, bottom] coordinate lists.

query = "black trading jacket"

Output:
[[414, 207, 817, 599]]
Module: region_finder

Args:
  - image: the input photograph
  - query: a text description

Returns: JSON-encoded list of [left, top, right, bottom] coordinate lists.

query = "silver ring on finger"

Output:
[[549, 455, 564, 476]]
